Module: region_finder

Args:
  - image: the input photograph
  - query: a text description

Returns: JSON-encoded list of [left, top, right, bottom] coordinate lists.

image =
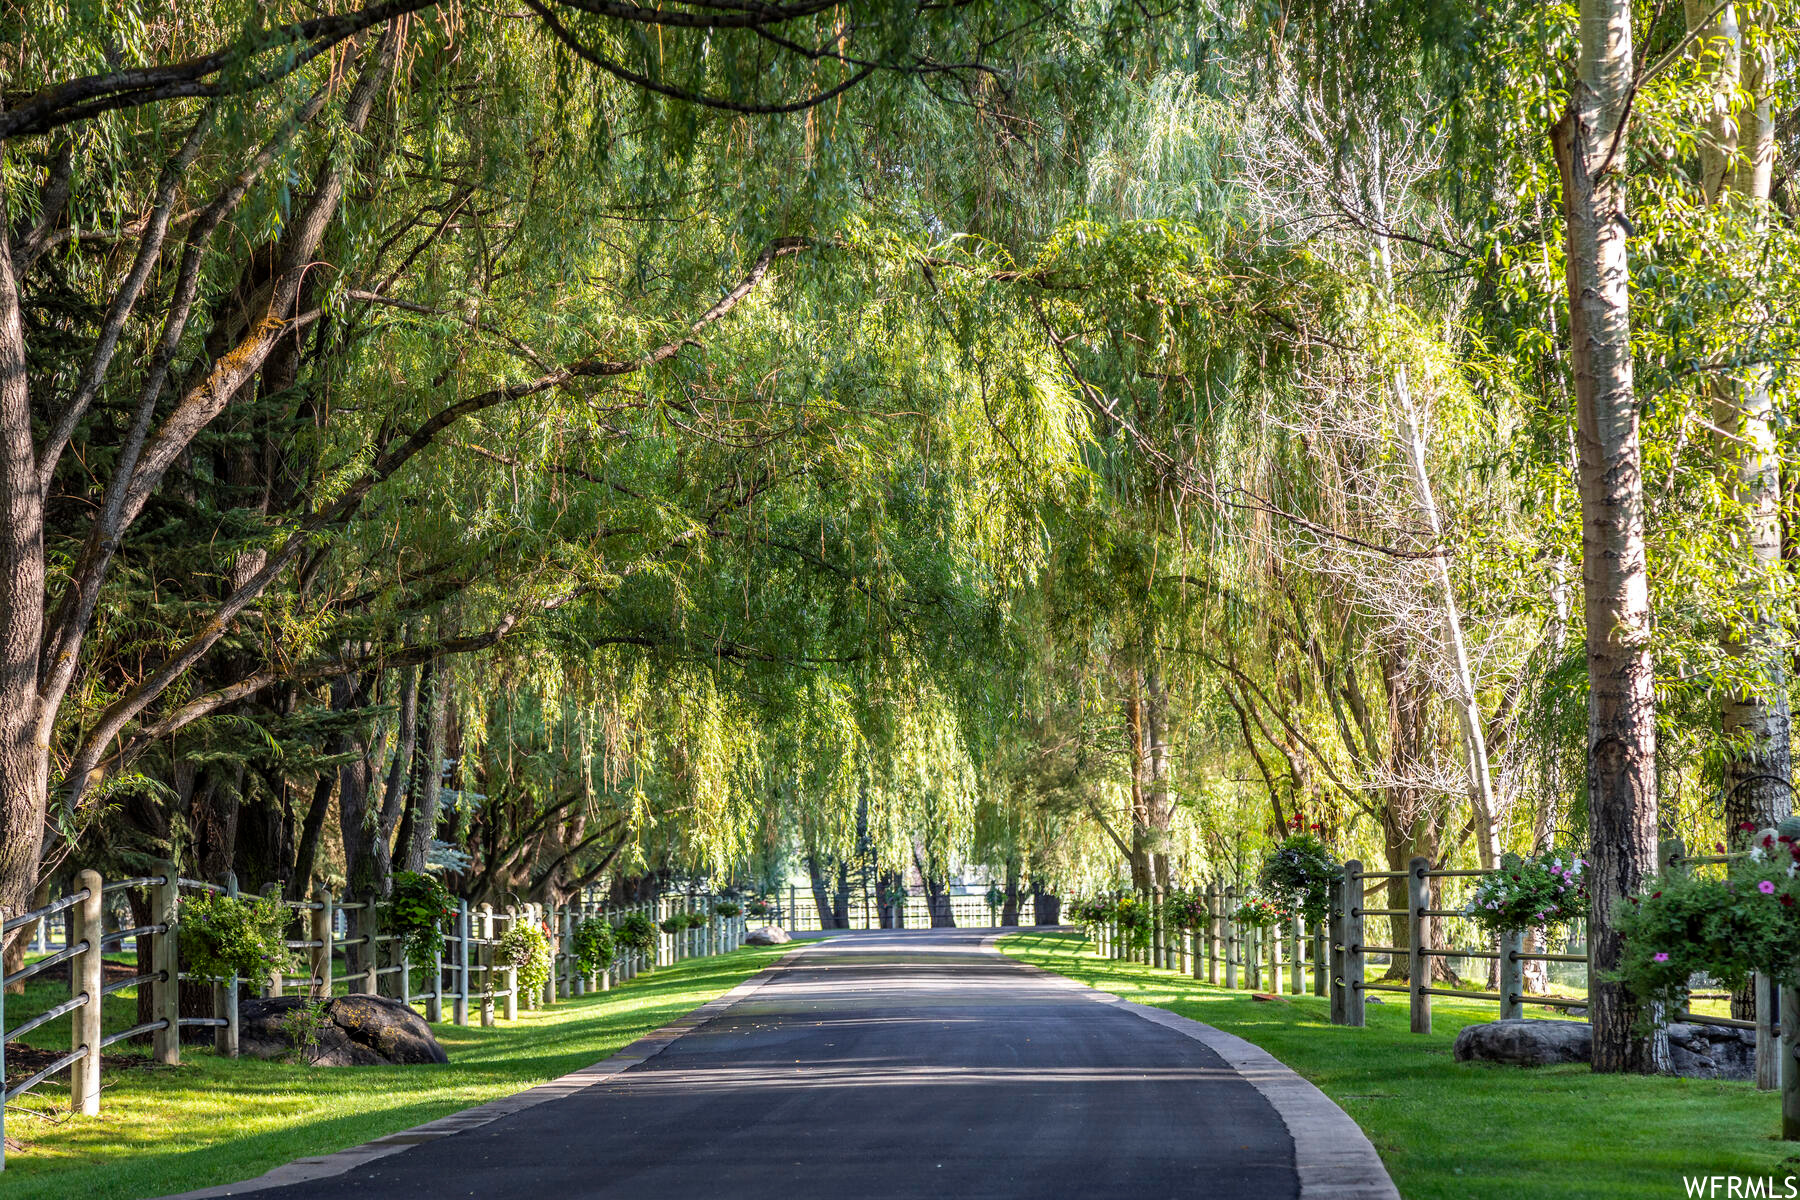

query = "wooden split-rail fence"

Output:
[[1088, 844, 1800, 1138], [0, 864, 747, 1169]]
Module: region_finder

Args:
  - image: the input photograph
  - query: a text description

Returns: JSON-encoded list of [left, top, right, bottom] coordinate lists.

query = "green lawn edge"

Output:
[[1000, 930, 1796, 1200], [3, 945, 786, 1200]]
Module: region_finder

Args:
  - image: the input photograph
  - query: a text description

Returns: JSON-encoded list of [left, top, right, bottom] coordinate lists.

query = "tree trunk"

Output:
[[1553, 0, 1669, 1074], [0, 188, 48, 935], [911, 841, 955, 928], [403, 667, 451, 873], [1001, 860, 1021, 926], [806, 854, 837, 928]]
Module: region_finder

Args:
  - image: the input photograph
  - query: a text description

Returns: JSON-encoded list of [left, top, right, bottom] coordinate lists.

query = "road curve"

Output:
[[176, 929, 1396, 1200]]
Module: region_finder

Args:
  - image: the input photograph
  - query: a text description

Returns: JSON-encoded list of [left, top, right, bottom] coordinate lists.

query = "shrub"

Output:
[[985, 886, 1005, 910], [1257, 835, 1343, 924], [614, 912, 659, 955], [745, 896, 774, 917], [278, 999, 332, 1065], [570, 916, 616, 974], [179, 891, 293, 980], [1617, 829, 1800, 1007], [497, 920, 552, 998], [389, 870, 455, 962], [1466, 850, 1588, 936], [713, 900, 742, 918]]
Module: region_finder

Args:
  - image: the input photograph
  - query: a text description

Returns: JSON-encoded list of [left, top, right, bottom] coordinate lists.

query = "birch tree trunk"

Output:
[[1552, 0, 1669, 1074], [1365, 133, 1502, 869]]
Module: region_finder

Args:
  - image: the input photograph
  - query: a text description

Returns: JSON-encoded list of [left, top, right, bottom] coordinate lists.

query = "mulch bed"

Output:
[[14, 958, 143, 987], [4, 1041, 163, 1076]]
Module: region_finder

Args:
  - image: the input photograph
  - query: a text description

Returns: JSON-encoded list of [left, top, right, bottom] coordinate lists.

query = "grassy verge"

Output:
[[1001, 930, 1793, 1200], [3, 945, 785, 1200]]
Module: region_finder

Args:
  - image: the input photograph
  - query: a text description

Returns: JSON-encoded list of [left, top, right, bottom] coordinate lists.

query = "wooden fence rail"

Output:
[[0, 870, 747, 1170]]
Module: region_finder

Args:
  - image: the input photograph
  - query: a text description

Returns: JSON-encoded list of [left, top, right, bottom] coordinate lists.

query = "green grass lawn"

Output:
[[1001, 930, 1794, 1200], [3, 945, 785, 1200]]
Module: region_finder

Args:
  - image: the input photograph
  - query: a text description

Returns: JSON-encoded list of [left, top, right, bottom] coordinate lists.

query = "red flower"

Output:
[[1741, 821, 1761, 832], [1783, 895, 1796, 909], [1651, 891, 1661, 899], [1716, 843, 1727, 853]]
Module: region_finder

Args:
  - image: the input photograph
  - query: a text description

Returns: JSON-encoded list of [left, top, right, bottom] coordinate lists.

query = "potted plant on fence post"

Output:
[[1465, 851, 1588, 1020]]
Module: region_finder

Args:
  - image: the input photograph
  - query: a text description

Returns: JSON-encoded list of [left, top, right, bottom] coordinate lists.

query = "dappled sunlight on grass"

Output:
[[4, 946, 785, 1200], [1002, 931, 1797, 1200]]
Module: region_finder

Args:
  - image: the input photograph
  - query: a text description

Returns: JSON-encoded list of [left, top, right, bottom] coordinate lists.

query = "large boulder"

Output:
[[744, 925, 792, 946], [1454, 1018, 1756, 1081], [241, 994, 449, 1066], [1453, 1018, 1591, 1067], [1667, 1023, 1756, 1081]]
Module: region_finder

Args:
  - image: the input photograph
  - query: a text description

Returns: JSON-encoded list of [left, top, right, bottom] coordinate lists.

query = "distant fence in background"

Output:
[[773, 886, 1052, 932], [0, 870, 745, 1169], [1084, 840, 1795, 1113]]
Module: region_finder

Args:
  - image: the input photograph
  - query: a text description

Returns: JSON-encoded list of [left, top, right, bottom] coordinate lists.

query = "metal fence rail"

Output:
[[0, 869, 748, 1170], [1077, 841, 1797, 1128]]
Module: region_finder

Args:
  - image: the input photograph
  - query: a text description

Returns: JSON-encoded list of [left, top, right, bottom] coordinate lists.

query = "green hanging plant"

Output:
[[1617, 829, 1800, 1008], [713, 900, 742, 918], [497, 920, 552, 998], [389, 870, 456, 962], [1232, 893, 1286, 929], [1114, 894, 1153, 948], [1164, 888, 1209, 930], [1257, 835, 1343, 924], [570, 916, 616, 974], [1465, 850, 1588, 936], [179, 892, 293, 981], [614, 912, 659, 955]]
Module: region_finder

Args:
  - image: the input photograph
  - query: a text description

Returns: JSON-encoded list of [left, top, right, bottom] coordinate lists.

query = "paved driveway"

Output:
[[180, 929, 1396, 1200]]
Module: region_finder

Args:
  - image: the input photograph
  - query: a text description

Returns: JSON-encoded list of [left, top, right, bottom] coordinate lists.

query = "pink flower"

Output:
[[1653, 952, 1669, 963], [1759, 880, 1778, 895]]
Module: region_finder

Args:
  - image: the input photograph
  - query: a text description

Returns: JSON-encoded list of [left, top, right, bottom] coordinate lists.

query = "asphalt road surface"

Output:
[[195, 929, 1389, 1200]]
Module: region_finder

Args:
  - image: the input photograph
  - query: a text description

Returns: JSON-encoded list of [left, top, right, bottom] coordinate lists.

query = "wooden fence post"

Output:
[[259, 883, 284, 997], [1289, 913, 1304, 995], [309, 887, 333, 1002], [217, 871, 240, 1057], [152, 862, 181, 1065], [1499, 928, 1524, 1021], [427, 917, 444, 1024], [1756, 973, 1778, 1091], [503, 907, 520, 1021], [1206, 885, 1219, 984], [1313, 921, 1327, 997], [1407, 856, 1429, 1035], [1781, 985, 1799, 1140], [1151, 887, 1165, 969], [479, 904, 495, 1027], [454, 899, 470, 1026], [1223, 886, 1238, 989], [1343, 859, 1365, 1028], [362, 901, 380, 996], [70, 868, 104, 1116], [1328, 867, 1348, 1025]]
